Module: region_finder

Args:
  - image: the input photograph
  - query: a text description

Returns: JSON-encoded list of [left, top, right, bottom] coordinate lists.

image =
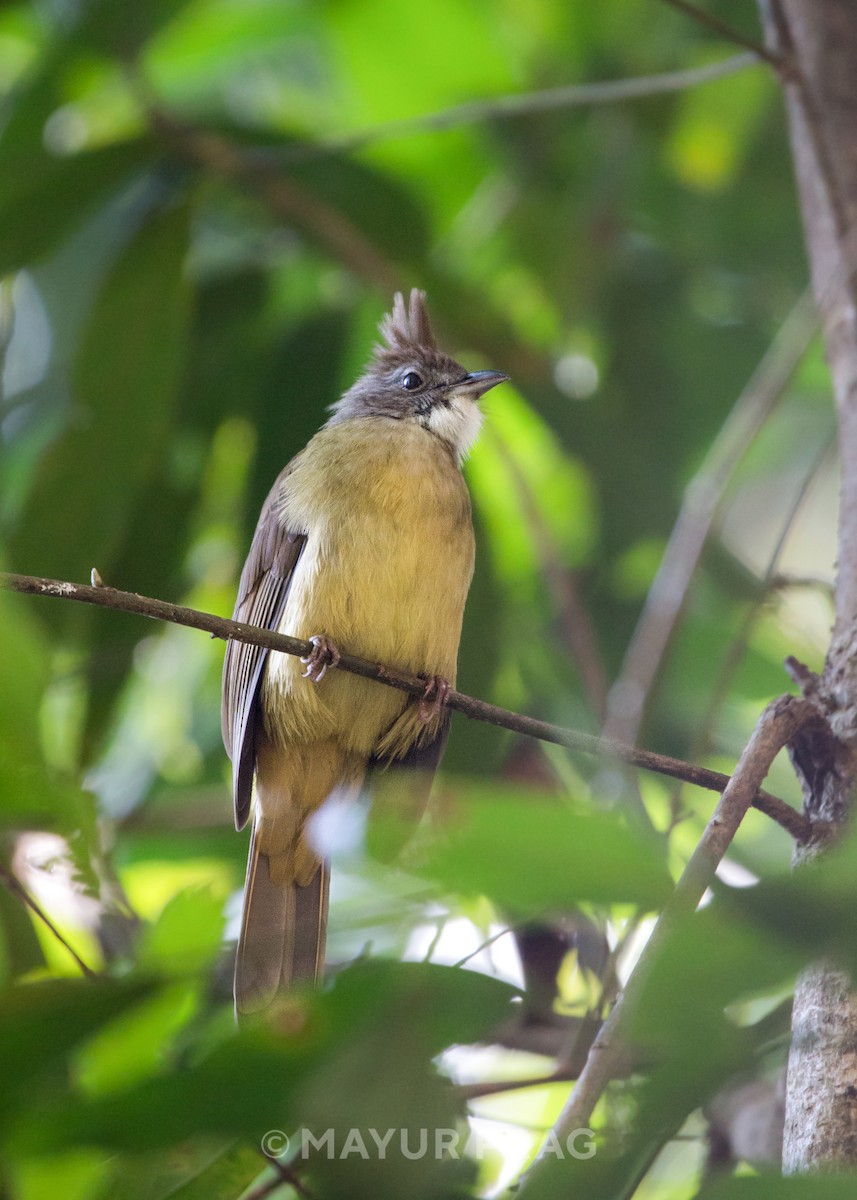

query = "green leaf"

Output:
[[0, 977, 153, 1124], [0, 38, 80, 172], [0, 584, 50, 764], [11, 1147, 108, 1200], [316, 959, 518, 1057], [724, 825, 857, 980], [208, 125, 430, 266], [23, 961, 514, 1157], [245, 306, 352, 527], [285, 151, 431, 265], [22, 1033, 301, 1152], [76, 269, 270, 755], [75, 981, 200, 1095], [154, 1143, 264, 1200], [0, 886, 45, 982], [136, 887, 225, 975], [0, 760, 97, 845], [78, 0, 192, 59], [667, 60, 773, 192], [378, 786, 672, 913], [292, 963, 495, 1200], [469, 390, 596, 586], [0, 585, 99, 882], [95, 1141, 259, 1200], [630, 902, 799, 1054], [0, 141, 157, 277], [12, 199, 192, 593]]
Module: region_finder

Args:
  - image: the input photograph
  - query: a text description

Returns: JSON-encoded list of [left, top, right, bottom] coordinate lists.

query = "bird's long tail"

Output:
[[234, 820, 329, 1016]]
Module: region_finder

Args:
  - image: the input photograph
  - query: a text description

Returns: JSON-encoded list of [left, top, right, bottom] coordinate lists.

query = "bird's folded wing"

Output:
[[221, 463, 306, 830]]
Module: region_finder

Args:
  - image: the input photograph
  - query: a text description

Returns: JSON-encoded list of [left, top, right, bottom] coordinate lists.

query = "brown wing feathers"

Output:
[[221, 466, 305, 830]]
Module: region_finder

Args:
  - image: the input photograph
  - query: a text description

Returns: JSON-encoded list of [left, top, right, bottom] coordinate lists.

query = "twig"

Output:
[[421, 915, 449, 964], [147, 109, 402, 297], [667, 434, 833, 823], [589, 910, 645, 1018], [484, 426, 609, 721], [267, 56, 758, 163], [246, 1150, 315, 1200], [658, 0, 787, 70], [770, 573, 835, 602], [518, 694, 815, 1192], [602, 283, 820, 748], [460, 1070, 578, 1101], [241, 1169, 284, 1200], [270, 1159, 314, 1200], [784, 655, 821, 699], [453, 921, 519, 968], [0, 278, 15, 410], [0, 862, 96, 978], [0, 572, 810, 840]]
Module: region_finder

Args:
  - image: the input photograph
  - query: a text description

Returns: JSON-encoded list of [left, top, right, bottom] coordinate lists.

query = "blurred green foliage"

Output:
[[0, 0, 845, 1196]]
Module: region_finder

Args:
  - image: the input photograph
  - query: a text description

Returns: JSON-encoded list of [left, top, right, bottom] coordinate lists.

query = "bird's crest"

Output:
[[377, 289, 437, 354]]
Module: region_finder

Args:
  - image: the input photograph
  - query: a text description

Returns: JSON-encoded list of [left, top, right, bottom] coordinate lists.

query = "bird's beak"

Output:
[[453, 370, 510, 399]]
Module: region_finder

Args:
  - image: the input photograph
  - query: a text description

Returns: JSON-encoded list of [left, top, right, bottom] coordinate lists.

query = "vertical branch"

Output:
[[783, 958, 857, 1171], [0, 863, 95, 978], [758, 0, 857, 1174], [759, 2, 857, 691]]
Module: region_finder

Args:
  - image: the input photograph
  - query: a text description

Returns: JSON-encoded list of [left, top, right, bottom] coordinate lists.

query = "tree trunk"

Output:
[[758, 0, 857, 1172]]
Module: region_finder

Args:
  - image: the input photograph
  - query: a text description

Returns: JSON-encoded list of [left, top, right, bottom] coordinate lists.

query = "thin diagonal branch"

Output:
[[246, 1156, 313, 1200], [603, 283, 820, 748], [453, 921, 519, 968], [0, 862, 95, 978], [484, 425, 609, 721], [668, 433, 834, 824], [658, 0, 787, 70], [460, 1070, 578, 1100], [270, 54, 759, 163], [147, 111, 401, 297], [268, 1157, 314, 1200], [519, 693, 815, 1194], [0, 572, 810, 840]]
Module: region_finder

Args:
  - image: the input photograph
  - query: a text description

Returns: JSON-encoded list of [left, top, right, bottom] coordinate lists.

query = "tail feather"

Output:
[[292, 861, 329, 983], [234, 823, 328, 1015]]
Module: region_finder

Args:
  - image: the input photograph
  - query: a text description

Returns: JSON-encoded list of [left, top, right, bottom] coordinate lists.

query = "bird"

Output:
[[221, 289, 509, 1014]]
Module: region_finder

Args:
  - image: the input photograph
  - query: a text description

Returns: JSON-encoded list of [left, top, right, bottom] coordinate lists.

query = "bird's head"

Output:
[[327, 289, 508, 462]]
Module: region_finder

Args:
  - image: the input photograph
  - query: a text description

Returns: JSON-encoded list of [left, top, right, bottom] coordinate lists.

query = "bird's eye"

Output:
[[402, 371, 423, 391]]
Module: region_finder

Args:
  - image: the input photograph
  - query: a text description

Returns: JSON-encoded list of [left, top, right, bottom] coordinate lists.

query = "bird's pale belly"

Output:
[[261, 424, 474, 757]]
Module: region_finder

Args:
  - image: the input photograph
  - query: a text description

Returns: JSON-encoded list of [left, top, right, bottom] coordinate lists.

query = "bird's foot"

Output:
[[301, 635, 341, 682], [418, 674, 451, 723]]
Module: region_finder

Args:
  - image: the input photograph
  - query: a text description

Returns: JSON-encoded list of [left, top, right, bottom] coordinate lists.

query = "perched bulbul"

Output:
[[222, 290, 508, 1013]]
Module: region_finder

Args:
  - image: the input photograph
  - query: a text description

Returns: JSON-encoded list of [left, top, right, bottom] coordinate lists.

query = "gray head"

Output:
[[327, 289, 508, 462]]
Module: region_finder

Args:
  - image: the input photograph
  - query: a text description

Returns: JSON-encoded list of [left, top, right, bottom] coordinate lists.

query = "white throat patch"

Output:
[[422, 392, 484, 463]]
